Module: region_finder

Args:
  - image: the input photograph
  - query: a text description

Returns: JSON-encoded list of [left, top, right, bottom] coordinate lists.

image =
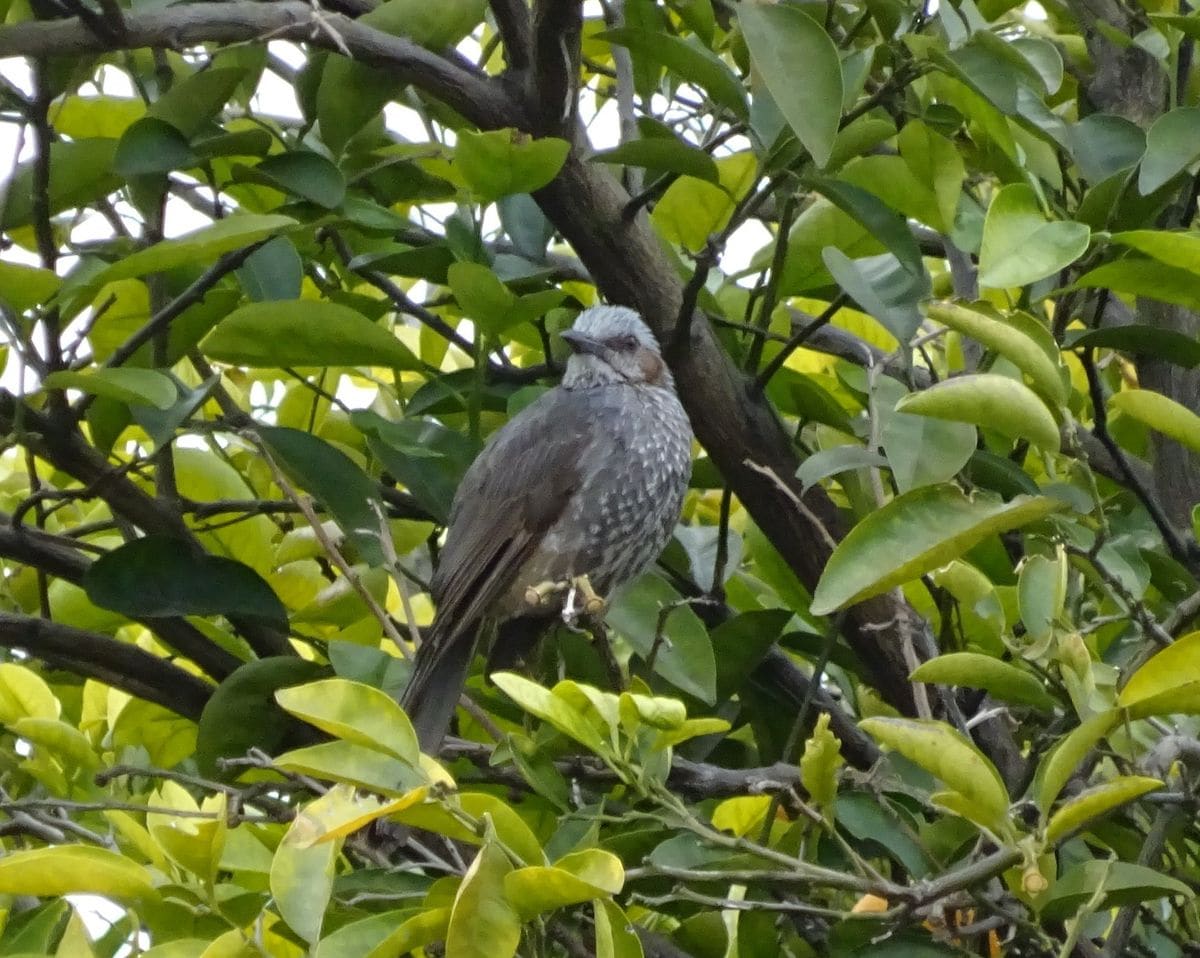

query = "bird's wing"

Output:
[[431, 386, 594, 625], [400, 387, 595, 750]]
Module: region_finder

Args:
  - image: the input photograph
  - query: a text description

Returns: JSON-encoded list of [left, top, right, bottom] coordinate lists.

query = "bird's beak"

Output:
[[561, 330, 606, 358]]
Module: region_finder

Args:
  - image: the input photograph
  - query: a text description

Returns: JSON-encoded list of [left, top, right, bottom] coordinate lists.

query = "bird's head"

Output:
[[560, 305, 672, 389]]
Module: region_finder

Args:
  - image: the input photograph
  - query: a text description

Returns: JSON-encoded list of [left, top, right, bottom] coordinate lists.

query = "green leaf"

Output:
[[1, 138, 121, 229], [83, 535, 287, 629], [811, 486, 1060, 615], [1109, 228, 1200, 272], [1139, 107, 1200, 194], [504, 849, 624, 920], [796, 446, 888, 492], [1118, 629, 1200, 713], [447, 261, 518, 334], [271, 817, 341, 943], [810, 177, 924, 277], [599, 28, 748, 120], [42, 368, 178, 410], [652, 152, 758, 253], [0, 664, 60, 724], [737, 4, 841, 166], [147, 66, 247, 138], [0, 261, 59, 314], [455, 130, 571, 203], [1037, 861, 1192, 921], [492, 673, 609, 755], [898, 119, 966, 232], [445, 839, 521, 958], [1064, 323, 1200, 367], [393, 792, 545, 865], [258, 425, 387, 566], [114, 117, 198, 177], [93, 214, 297, 286], [1068, 114, 1146, 183], [1018, 548, 1068, 646], [0, 847, 154, 899], [1075, 257, 1200, 310], [877, 378, 976, 493], [606, 573, 717, 703], [859, 717, 1010, 833], [275, 677, 421, 765], [978, 184, 1090, 288], [196, 657, 326, 775], [895, 374, 1061, 452], [275, 740, 421, 795], [1035, 711, 1120, 816], [910, 653, 1056, 710], [237, 236, 304, 302], [1109, 389, 1200, 454], [594, 900, 644, 958], [924, 302, 1069, 407], [799, 713, 844, 814], [823, 249, 926, 343], [239, 152, 346, 208], [201, 300, 420, 369], [591, 138, 720, 183], [1044, 776, 1162, 844]]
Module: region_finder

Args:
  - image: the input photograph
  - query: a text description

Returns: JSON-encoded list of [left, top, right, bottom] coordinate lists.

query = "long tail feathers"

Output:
[[400, 622, 479, 756]]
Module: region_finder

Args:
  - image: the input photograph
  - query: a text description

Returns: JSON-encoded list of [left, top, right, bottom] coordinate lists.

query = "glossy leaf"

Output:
[[275, 678, 421, 765], [258, 426, 387, 566], [895, 374, 1061, 451], [739, 4, 841, 165], [83, 535, 287, 629], [504, 849, 624, 920], [201, 300, 420, 369], [0, 847, 154, 899], [445, 839, 521, 958], [1139, 107, 1200, 194], [1109, 389, 1200, 453], [1035, 710, 1121, 813], [1064, 323, 1200, 367], [978, 184, 1090, 288], [42, 368, 177, 410], [910, 653, 1056, 709], [591, 138, 720, 183], [811, 485, 1060, 614], [924, 301, 1068, 406], [1044, 776, 1162, 844], [859, 717, 1010, 832], [455, 129, 571, 203]]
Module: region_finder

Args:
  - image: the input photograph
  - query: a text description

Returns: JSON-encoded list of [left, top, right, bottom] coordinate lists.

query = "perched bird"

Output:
[[400, 305, 693, 753]]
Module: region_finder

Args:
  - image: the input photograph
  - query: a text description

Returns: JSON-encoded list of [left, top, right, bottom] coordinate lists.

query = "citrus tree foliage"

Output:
[[4, 0, 1200, 954]]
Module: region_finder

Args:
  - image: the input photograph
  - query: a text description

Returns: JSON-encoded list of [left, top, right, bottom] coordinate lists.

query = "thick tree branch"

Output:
[[489, 0, 532, 72], [0, 2, 523, 131], [530, 0, 583, 136], [0, 612, 213, 721]]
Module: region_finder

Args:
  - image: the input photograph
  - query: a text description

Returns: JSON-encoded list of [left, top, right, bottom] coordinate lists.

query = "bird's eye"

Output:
[[609, 335, 638, 351]]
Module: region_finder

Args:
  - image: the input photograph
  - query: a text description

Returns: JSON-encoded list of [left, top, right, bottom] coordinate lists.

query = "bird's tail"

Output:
[[399, 621, 478, 755]]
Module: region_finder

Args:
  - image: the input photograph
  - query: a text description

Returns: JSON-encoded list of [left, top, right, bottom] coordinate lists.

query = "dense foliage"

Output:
[[2, 0, 1200, 954]]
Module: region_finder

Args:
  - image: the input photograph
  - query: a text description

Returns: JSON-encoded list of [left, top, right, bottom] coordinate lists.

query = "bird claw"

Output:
[[523, 575, 607, 623]]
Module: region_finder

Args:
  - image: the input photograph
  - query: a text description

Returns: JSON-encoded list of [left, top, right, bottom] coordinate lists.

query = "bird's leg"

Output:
[[523, 574, 607, 619]]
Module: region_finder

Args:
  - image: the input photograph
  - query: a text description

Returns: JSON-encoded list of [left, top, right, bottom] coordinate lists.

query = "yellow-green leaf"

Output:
[[1110, 388, 1200, 454], [445, 839, 521, 958], [0, 846, 155, 899], [860, 717, 1010, 832], [1045, 776, 1162, 844], [275, 678, 420, 765], [0, 664, 60, 724]]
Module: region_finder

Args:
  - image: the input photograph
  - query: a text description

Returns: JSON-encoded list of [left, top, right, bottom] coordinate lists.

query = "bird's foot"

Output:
[[523, 575, 607, 623]]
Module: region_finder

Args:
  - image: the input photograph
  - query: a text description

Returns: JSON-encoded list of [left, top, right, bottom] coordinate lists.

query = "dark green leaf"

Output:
[[195, 657, 326, 775], [237, 236, 304, 302], [83, 535, 287, 629], [1037, 861, 1192, 921], [1063, 325, 1200, 367], [738, 4, 842, 166], [591, 139, 720, 184], [114, 118, 198, 178], [259, 426, 387, 566], [240, 152, 346, 209], [1139, 107, 1200, 194]]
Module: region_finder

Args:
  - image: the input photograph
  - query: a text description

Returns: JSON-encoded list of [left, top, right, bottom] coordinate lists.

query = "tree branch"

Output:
[[0, 612, 213, 721], [0, 2, 523, 132], [530, 0, 583, 136], [489, 0, 532, 72], [0, 523, 243, 679]]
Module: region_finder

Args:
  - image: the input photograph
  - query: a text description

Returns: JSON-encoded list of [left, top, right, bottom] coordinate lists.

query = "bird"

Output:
[[399, 304, 694, 754]]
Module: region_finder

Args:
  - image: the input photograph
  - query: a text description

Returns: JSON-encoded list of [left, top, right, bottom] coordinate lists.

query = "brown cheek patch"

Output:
[[638, 349, 666, 383]]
